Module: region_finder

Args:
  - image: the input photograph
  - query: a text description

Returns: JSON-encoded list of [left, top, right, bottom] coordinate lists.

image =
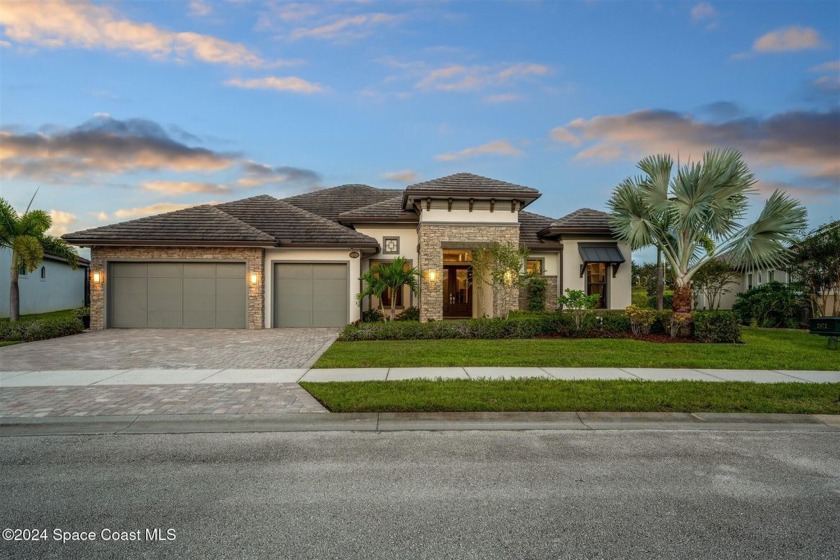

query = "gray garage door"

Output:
[[274, 263, 348, 327], [109, 262, 246, 328]]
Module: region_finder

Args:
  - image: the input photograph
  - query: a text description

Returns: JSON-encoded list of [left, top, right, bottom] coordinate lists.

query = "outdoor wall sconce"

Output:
[[503, 269, 515, 287], [93, 271, 102, 284], [427, 269, 438, 285], [250, 272, 259, 285]]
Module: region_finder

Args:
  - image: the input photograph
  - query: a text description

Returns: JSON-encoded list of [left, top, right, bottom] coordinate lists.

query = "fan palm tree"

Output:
[[1, 194, 79, 322], [608, 149, 807, 317]]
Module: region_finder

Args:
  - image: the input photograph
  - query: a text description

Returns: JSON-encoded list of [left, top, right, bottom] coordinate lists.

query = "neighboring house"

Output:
[[694, 264, 791, 311], [0, 247, 90, 317], [62, 173, 631, 330]]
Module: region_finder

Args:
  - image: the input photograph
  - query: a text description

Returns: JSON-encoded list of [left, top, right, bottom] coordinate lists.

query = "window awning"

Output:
[[579, 243, 625, 278]]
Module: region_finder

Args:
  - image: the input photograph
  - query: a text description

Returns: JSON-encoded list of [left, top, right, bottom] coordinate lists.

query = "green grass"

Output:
[[301, 378, 840, 414], [0, 341, 19, 347], [314, 327, 840, 370], [0, 309, 77, 323]]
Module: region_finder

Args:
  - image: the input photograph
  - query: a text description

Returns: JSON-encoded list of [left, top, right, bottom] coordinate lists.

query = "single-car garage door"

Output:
[[274, 263, 348, 327], [109, 262, 246, 328]]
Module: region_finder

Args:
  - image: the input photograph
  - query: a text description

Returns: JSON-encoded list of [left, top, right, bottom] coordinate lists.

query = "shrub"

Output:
[[0, 317, 85, 342], [649, 311, 673, 335], [732, 282, 808, 328], [626, 305, 656, 336], [631, 290, 649, 308], [557, 289, 600, 331], [395, 306, 420, 321], [693, 310, 741, 343], [524, 275, 548, 312], [360, 309, 384, 323]]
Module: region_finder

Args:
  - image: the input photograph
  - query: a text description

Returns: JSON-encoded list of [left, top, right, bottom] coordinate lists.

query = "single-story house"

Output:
[[62, 173, 631, 329], [0, 248, 90, 317]]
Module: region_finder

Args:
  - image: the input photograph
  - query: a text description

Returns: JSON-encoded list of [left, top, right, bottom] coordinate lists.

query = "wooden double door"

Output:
[[443, 265, 472, 318]]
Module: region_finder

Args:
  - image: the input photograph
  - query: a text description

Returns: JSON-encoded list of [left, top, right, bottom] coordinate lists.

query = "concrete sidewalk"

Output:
[[3, 367, 839, 385]]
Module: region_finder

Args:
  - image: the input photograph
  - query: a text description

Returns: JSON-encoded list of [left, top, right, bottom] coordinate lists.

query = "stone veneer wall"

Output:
[[418, 224, 520, 322], [518, 275, 559, 311], [89, 246, 265, 330]]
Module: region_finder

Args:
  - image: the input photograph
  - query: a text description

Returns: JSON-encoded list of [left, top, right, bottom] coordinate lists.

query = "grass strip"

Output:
[[301, 379, 840, 414], [314, 328, 840, 370]]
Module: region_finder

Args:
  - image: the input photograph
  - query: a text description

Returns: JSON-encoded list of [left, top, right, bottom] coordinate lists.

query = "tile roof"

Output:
[[405, 172, 540, 195], [540, 208, 613, 236], [283, 184, 403, 222], [518, 210, 562, 249], [337, 196, 418, 223], [62, 204, 277, 246], [216, 195, 378, 246]]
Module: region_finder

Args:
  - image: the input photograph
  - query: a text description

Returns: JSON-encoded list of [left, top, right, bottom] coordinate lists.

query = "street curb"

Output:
[[1, 411, 838, 436]]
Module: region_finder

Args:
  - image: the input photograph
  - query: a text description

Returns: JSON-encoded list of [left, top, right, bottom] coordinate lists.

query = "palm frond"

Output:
[[12, 235, 45, 272], [18, 209, 51, 237], [636, 153, 672, 212], [0, 198, 20, 247], [608, 177, 662, 250], [40, 236, 80, 269]]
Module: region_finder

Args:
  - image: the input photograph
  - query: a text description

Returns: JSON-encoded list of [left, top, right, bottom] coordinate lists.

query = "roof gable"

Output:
[[403, 172, 540, 209], [541, 208, 613, 236], [518, 210, 562, 249]]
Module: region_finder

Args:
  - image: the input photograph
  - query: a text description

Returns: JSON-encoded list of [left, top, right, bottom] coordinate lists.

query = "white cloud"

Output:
[[435, 140, 524, 161], [290, 13, 401, 42], [382, 170, 419, 183], [0, 0, 270, 66], [47, 209, 77, 236], [549, 108, 840, 189], [141, 180, 230, 195], [225, 76, 325, 93], [691, 2, 719, 30], [416, 62, 550, 92], [810, 60, 840, 73], [188, 1, 212, 17], [96, 211, 109, 221]]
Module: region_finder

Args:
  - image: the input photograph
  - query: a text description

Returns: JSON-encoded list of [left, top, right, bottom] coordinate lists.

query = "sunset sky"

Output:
[[1, 0, 838, 261]]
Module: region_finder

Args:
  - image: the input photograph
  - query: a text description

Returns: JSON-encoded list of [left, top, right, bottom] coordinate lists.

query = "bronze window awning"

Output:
[[579, 243, 625, 278]]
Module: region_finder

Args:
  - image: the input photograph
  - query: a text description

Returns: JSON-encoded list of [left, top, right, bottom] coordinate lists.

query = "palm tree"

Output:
[[1, 194, 79, 322], [608, 149, 807, 318], [357, 257, 420, 321]]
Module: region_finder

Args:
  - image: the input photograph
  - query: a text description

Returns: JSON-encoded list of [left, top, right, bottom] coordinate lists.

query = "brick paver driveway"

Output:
[[0, 329, 340, 371]]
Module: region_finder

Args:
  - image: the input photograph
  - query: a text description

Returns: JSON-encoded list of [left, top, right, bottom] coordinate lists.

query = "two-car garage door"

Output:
[[109, 262, 246, 328]]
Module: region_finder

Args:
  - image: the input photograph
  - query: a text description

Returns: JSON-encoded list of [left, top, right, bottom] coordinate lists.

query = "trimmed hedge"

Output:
[[0, 317, 85, 342], [693, 310, 741, 343]]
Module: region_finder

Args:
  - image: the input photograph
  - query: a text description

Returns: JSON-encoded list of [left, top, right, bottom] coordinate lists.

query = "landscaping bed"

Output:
[[0, 308, 87, 343], [301, 378, 840, 414]]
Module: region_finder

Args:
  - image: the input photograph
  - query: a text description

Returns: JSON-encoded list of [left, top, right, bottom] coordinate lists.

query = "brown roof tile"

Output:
[[541, 208, 613, 236], [283, 184, 402, 222], [62, 204, 277, 246], [518, 210, 562, 249], [216, 195, 378, 247], [337, 196, 418, 224]]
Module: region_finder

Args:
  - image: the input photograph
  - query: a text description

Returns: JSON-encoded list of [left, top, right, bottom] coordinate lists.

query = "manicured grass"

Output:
[[0, 341, 19, 347], [0, 309, 77, 323], [314, 327, 840, 370], [301, 379, 840, 414]]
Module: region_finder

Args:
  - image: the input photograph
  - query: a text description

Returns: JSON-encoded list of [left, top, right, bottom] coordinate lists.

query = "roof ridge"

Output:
[[207, 204, 277, 240], [338, 195, 404, 216]]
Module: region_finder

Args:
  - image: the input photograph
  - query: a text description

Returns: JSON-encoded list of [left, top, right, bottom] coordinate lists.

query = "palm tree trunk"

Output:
[[9, 258, 20, 322], [655, 248, 664, 311]]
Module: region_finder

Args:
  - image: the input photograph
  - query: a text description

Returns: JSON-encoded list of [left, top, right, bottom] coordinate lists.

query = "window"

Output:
[[18, 265, 27, 277], [40, 266, 46, 280], [526, 258, 544, 275], [586, 263, 607, 309], [769, 270, 775, 282], [383, 237, 400, 254], [748, 274, 753, 289]]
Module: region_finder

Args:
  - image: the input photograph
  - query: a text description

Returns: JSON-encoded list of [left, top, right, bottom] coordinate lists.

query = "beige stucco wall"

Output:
[[559, 238, 632, 310], [89, 246, 264, 330], [264, 248, 363, 327]]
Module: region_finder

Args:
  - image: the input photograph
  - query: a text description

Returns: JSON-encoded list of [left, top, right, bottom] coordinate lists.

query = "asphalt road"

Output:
[[1, 431, 838, 559]]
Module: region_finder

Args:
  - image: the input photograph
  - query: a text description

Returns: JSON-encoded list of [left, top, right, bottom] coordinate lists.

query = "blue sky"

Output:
[[1, 0, 838, 262]]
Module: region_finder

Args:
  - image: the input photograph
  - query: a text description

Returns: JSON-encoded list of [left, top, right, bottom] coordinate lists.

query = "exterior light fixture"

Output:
[[93, 271, 102, 284], [250, 272, 259, 285], [427, 269, 438, 284], [503, 269, 515, 287]]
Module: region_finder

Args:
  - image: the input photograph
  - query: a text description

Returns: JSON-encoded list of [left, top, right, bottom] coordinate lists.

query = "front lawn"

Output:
[[301, 379, 840, 414], [314, 327, 839, 370]]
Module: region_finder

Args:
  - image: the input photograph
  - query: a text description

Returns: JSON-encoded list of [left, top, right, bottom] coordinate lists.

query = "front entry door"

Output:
[[443, 266, 472, 318]]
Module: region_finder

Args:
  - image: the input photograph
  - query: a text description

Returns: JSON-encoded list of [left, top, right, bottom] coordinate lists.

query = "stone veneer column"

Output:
[[89, 246, 265, 330], [418, 224, 520, 322]]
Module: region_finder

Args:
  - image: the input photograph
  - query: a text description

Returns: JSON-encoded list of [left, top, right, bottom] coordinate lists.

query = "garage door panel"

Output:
[[274, 263, 347, 327], [147, 263, 182, 277], [110, 262, 246, 329]]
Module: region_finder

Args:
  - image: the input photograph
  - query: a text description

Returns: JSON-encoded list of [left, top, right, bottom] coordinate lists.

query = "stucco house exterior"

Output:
[[62, 173, 631, 330], [0, 248, 90, 317]]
